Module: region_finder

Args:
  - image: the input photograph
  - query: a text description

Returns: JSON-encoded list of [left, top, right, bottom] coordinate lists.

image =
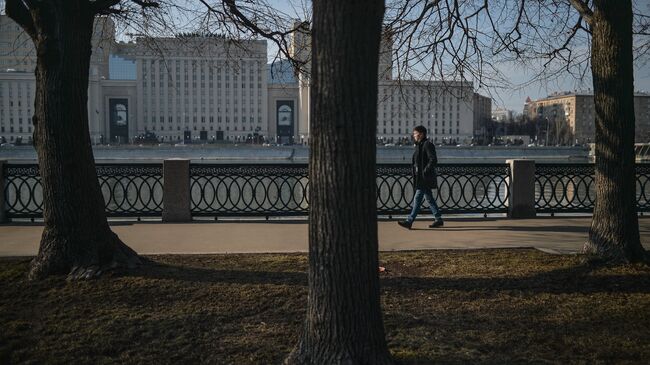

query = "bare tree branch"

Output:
[[90, 0, 121, 12], [210, 0, 310, 72], [569, 0, 594, 26], [5, 0, 36, 38], [131, 0, 159, 9]]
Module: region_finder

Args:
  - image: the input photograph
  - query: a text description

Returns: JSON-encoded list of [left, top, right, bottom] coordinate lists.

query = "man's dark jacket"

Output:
[[412, 137, 438, 189]]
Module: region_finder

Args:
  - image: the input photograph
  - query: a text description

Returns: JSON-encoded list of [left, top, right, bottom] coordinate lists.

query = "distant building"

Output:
[[473, 93, 492, 142], [0, 14, 494, 146], [113, 34, 269, 143], [525, 91, 650, 143], [0, 15, 278, 144], [0, 15, 113, 144], [376, 80, 475, 144], [492, 108, 514, 122], [290, 22, 485, 144], [522, 96, 533, 117]]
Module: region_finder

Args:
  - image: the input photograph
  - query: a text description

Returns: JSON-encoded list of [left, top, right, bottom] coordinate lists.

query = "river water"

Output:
[[0, 144, 591, 164]]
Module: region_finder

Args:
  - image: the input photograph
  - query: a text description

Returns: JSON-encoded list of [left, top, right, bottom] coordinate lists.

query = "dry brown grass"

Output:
[[1, 249, 650, 364]]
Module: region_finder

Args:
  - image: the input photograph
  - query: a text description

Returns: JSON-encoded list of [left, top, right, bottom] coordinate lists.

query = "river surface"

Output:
[[0, 145, 591, 164]]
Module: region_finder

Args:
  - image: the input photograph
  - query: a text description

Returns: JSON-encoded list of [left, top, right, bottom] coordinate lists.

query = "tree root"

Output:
[[28, 230, 144, 280]]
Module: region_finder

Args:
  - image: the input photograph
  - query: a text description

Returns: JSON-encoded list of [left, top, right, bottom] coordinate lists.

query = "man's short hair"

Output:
[[413, 125, 427, 135]]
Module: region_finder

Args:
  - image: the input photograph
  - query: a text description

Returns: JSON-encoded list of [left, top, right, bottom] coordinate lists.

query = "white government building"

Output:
[[0, 15, 490, 145]]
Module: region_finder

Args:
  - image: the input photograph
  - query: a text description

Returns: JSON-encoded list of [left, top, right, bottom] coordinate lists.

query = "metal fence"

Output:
[[374, 164, 510, 215], [3, 163, 163, 219], [189, 163, 511, 216], [4, 162, 650, 220], [190, 164, 310, 216], [534, 163, 650, 213]]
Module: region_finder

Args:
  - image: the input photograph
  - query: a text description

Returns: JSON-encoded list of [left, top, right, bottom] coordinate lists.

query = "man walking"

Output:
[[398, 125, 444, 229]]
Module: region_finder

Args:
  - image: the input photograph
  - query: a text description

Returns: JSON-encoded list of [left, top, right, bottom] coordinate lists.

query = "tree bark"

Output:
[[584, 0, 647, 263], [6, 0, 141, 280], [284, 0, 394, 364]]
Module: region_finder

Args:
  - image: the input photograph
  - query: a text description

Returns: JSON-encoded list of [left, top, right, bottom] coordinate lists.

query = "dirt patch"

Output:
[[1, 249, 649, 364]]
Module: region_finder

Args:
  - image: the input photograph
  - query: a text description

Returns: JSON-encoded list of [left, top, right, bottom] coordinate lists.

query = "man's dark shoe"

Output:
[[398, 220, 413, 229], [429, 220, 444, 228]]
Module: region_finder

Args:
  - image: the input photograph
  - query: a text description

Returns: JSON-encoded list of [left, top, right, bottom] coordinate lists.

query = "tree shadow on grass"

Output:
[[124, 256, 650, 295], [119, 260, 308, 287], [381, 263, 650, 294]]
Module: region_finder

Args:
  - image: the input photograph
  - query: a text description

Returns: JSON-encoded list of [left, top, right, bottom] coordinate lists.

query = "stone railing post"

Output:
[[0, 160, 5, 223], [162, 159, 191, 222], [507, 159, 536, 218]]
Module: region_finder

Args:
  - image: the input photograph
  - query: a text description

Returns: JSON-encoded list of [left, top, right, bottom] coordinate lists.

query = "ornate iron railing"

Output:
[[535, 163, 650, 212], [189, 163, 511, 216], [637, 164, 650, 211], [3, 164, 163, 219], [3, 164, 42, 218], [8, 162, 649, 219], [375, 164, 510, 215], [190, 164, 310, 216]]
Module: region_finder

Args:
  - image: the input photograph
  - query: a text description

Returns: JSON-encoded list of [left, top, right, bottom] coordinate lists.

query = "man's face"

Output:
[[413, 130, 424, 142]]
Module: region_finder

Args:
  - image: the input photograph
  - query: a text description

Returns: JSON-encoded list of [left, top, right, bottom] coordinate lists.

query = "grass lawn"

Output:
[[1, 249, 650, 364]]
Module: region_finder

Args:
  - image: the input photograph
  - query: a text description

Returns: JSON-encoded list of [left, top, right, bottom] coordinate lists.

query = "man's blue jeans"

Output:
[[407, 189, 442, 222]]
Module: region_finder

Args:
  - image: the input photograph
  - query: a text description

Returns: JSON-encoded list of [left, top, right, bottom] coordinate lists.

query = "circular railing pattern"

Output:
[[637, 164, 650, 212], [6, 162, 649, 219], [190, 164, 310, 216], [535, 163, 650, 213], [376, 164, 511, 214], [4, 165, 42, 217], [97, 164, 164, 216], [3, 163, 163, 218], [190, 163, 510, 216], [535, 164, 596, 212]]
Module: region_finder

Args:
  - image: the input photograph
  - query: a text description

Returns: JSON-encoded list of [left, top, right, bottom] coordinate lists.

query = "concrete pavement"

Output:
[[1, 216, 649, 257]]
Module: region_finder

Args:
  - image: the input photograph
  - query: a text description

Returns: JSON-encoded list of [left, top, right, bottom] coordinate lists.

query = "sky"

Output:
[[485, 59, 650, 113]]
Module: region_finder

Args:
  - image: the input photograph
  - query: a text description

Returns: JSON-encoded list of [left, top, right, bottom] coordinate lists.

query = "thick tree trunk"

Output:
[[584, 0, 646, 263], [284, 1, 393, 364], [7, 1, 141, 280]]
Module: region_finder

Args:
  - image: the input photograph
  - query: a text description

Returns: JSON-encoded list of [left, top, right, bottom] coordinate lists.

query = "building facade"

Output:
[[0, 16, 114, 144], [376, 81, 475, 144], [0, 15, 274, 144], [473, 93, 492, 143], [526, 92, 650, 143], [491, 108, 514, 122], [289, 23, 488, 145], [1, 15, 492, 146], [115, 36, 269, 143]]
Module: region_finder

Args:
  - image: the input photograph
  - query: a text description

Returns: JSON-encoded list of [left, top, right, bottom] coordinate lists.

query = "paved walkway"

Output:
[[1, 216, 649, 257]]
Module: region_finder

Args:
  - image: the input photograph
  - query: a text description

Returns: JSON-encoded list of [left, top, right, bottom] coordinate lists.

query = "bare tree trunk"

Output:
[[7, 0, 141, 280], [584, 0, 646, 263], [284, 0, 394, 364]]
